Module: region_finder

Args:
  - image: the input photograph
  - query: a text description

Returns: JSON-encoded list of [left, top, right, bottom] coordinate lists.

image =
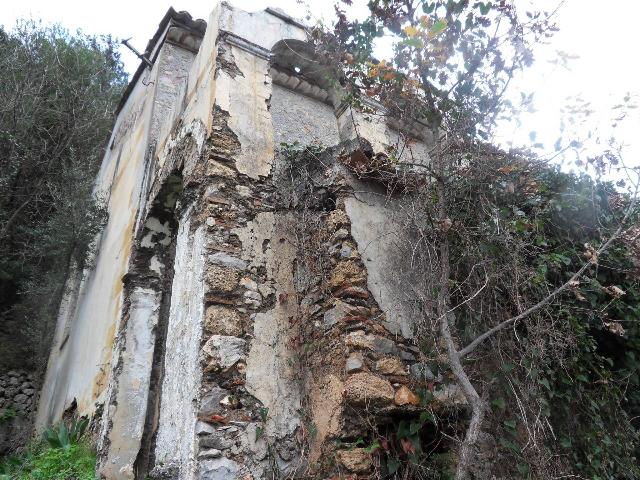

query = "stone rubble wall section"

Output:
[[0, 370, 36, 455], [294, 190, 433, 476], [187, 101, 302, 478], [0, 370, 36, 415]]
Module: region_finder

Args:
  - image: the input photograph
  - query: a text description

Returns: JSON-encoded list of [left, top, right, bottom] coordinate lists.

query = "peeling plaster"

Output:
[[235, 213, 302, 438], [215, 45, 274, 179], [153, 216, 206, 479], [100, 287, 161, 480], [345, 185, 417, 339]]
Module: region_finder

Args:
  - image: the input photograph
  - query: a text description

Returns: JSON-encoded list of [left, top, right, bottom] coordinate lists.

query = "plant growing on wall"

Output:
[[312, 1, 639, 478]]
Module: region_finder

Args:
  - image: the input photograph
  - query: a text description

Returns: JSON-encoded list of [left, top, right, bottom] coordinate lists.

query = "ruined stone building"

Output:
[[34, 3, 460, 478]]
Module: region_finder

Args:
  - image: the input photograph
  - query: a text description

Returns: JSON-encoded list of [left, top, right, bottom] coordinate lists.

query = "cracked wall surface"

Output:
[[35, 3, 467, 479]]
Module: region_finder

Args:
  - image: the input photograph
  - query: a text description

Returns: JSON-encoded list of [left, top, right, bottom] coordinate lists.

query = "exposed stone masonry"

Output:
[[0, 370, 35, 414], [34, 4, 469, 479], [0, 370, 36, 455]]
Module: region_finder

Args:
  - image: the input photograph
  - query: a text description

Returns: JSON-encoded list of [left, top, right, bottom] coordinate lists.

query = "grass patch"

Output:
[[0, 441, 96, 479]]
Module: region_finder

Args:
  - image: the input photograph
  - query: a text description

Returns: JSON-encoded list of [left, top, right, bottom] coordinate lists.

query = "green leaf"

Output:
[[491, 397, 506, 410], [479, 2, 492, 15], [402, 37, 424, 49], [498, 437, 520, 453], [503, 419, 517, 431], [419, 410, 436, 425], [430, 19, 448, 37], [422, 2, 436, 14], [387, 457, 400, 474], [364, 441, 380, 453], [58, 423, 70, 449], [501, 362, 516, 373], [409, 421, 422, 435]]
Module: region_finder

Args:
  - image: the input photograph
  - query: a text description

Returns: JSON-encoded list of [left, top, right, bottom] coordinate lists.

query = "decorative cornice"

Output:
[[219, 31, 271, 60]]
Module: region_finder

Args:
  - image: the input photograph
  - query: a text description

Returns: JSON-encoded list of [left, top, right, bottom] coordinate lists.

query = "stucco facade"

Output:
[[36, 3, 461, 479]]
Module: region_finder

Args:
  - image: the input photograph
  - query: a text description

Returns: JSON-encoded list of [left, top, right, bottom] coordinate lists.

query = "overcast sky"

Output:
[[1, 0, 638, 175]]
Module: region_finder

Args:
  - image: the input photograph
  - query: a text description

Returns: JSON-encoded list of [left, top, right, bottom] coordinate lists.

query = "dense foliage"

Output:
[[311, 0, 639, 478], [0, 441, 95, 479], [434, 150, 640, 478], [0, 21, 127, 371]]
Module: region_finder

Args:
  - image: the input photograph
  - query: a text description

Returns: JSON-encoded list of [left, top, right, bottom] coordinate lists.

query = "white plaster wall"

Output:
[[218, 5, 306, 51], [153, 217, 205, 478], [36, 33, 197, 430], [36, 68, 159, 428], [345, 184, 418, 339], [180, 6, 222, 137], [215, 44, 274, 179], [100, 288, 161, 480], [271, 84, 340, 147]]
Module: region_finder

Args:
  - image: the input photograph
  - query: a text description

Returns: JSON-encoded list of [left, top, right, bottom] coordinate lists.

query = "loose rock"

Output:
[[394, 385, 420, 406]]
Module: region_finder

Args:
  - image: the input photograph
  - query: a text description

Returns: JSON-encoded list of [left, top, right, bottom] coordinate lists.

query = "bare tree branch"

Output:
[[459, 180, 639, 359]]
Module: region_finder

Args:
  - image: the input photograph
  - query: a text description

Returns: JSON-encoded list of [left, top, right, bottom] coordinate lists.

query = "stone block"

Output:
[[323, 301, 350, 330], [336, 448, 372, 473], [199, 457, 241, 480], [328, 261, 366, 290], [344, 372, 394, 406], [199, 432, 234, 450], [345, 330, 375, 350], [376, 357, 406, 376], [195, 421, 216, 436], [335, 285, 369, 299], [345, 353, 364, 373], [205, 265, 239, 293], [205, 306, 243, 336], [410, 362, 442, 382], [394, 385, 420, 406], [208, 252, 247, 270], [206, 160, 237, 178], [331, 228, 349, 242], [326, 209, 349, 231], [372, 337, 398, 355], [239, 277, 258, 291], [198, 448, 222, 459], [202, 335, 246, 371]]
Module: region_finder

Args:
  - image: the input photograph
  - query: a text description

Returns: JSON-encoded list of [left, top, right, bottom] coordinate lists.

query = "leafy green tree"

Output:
[[0, 21, 127, 372]]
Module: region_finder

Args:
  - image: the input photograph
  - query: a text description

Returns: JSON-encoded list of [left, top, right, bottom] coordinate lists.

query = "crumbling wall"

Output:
[[37, 3, 469, 479], [36, 17, 201, 433]]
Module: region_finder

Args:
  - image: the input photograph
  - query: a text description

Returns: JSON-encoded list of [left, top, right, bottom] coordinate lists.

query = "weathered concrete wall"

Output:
[[344, 183, 418, 339], [271, 84, 340, 147], [152, 217, 205, 478], [35, 3, 464, 479], [35, 5, 203, 440], [36, 61, 160, 428]]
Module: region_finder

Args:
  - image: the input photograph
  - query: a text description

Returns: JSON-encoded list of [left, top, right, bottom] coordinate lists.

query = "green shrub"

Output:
[[44, 418, 89, 449], [0, 441, 95, 480]]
